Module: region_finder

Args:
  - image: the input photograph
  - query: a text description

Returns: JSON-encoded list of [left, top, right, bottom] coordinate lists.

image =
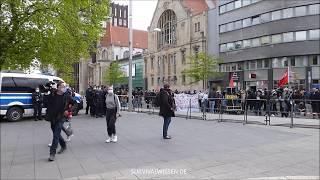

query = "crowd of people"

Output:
[[85, 86, 320, 119]]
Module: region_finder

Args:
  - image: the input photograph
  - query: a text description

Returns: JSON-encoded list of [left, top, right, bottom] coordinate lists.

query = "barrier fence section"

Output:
[[117, 95, 320, 129]]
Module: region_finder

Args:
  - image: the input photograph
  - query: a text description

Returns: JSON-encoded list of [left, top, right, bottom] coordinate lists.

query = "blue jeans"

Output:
[[50, 119, 66, 155], [163, 117, 171, 137], [209, 101, 215, 113]]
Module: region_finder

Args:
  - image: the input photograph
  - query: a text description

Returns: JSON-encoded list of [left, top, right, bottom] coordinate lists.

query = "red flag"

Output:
[[278, 69, 288, 87], [229, 75, 234, 88]]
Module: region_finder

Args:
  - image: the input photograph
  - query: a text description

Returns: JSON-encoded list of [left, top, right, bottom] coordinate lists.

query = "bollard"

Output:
[[290, 99, 294, 128]]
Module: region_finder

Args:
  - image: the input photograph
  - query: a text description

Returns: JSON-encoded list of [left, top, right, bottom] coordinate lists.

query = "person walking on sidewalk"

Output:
[[105, 86, 121, 143], [158, 84, 176, 139], [46, 81, 74, 161]]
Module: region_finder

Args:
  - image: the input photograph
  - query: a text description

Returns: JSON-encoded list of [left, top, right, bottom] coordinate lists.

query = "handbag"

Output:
[[64, 121, 73, 136]]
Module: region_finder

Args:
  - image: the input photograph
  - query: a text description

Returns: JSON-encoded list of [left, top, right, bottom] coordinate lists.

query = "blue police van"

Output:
[[0, 72, 83, 122]]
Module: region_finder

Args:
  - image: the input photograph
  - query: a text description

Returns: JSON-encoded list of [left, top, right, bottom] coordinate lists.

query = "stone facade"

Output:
[[144, 0, 210, 91]]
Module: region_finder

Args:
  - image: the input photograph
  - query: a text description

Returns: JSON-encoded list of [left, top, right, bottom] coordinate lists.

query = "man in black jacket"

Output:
[[32, 87, 43, 121], [46, 81, 74, 161], [159, 84, 175, 139]]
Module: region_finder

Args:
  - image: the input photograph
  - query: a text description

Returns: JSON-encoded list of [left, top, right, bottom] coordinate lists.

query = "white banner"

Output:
[[174, 93, 200, 112]]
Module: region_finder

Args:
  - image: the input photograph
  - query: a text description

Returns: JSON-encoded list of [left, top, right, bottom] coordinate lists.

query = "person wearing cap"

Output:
[[105, 86, 121, 143], [159, 84, 176, 139]]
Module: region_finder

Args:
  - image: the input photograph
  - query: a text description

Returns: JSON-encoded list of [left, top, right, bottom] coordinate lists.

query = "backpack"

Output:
[[153, 93, 161, 107]]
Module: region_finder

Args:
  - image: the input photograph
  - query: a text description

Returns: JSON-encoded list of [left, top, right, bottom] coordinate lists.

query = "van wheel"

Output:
[[6, 107, 23, 122]]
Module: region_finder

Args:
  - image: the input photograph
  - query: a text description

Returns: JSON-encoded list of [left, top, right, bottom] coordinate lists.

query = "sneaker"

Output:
[[48, 154, 55, 161], [105, 137, 111, 143], [271, 114, 275, 117], [57, 147, 66, 154], [163, 135, 171, 139], [48, 143, 52, 147], [111, 135, 117, 143]]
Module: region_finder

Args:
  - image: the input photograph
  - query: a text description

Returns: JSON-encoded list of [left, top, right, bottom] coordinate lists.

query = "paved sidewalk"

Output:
[[1, 111, 319, 180]]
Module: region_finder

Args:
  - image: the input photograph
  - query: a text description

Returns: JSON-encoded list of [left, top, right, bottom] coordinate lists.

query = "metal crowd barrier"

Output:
[[117, 94, 320, 129]]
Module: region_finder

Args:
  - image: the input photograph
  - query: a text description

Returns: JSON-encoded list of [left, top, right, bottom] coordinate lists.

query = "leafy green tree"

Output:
[[104, 62, 127, 85], [0, 0, 109, 81], [182, 52, 222, 90]]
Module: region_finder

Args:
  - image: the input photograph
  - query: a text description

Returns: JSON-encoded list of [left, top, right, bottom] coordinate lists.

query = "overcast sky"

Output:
[[113, 0, 158, 31]]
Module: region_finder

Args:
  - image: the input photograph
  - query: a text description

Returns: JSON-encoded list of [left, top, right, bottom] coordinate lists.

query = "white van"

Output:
[[0, 72, 83, 122]]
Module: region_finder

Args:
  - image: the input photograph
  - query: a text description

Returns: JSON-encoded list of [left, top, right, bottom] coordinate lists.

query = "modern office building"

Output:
[[208, 0, 320, 91]]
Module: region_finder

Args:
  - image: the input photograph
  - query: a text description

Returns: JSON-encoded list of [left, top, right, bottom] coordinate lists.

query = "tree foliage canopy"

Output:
[[182, 52, 222, 89], [0, 0, 109, 75], [103, 62, 127, 86]]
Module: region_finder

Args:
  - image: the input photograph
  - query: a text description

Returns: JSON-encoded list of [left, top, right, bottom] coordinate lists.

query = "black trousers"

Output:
[[106, 108, 117, 137], [33, 103, 42, 119]]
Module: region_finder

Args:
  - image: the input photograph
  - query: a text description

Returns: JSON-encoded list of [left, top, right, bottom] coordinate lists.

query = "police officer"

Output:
[[85, 86, 93, 115], [32, 87, 43, 121], [94, 86, 104, 118]]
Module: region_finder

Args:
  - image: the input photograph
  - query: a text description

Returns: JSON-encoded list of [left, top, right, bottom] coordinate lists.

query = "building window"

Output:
[[235, 0, 242, 8], [168, 55, 171, 75], [260, 13, 270, 23], [242, 0, 251, 6], [295, 6, 307, 17], [102, 50, 107, 60], [182, 75, 186, 85], [271, 10, 281, 20], [249, 61, 256, 70], [272, 58, 279, 68], [226, 64, 231, 72], [261, 36, 270, 45], [243, 39, 251, 48], [114, 8, 117, 16], [119, 9, 122, 17], [242, 18, 251, 27], [252, 38, 260, 47], [158, 10, 176, 48], [123, 20, 127, 26], [220, 25, 226, 33], [257, 60, 263, 69], [227, 42, 235, 51], [251, 15, 260, 25], [283, 32, 294, 42], [220, 5, 226, 14], [310, 55, 319, 65], [272, 34, 282, 44], [234, 20, 242, 29], [157, 77, 160, 85], [114, 18, 118, 26], [281, 57, 288, 67], [151, 77, 154, 86], [119, 19, 122, 26], [220, 44, 227, 52], [295, 31, 307, 41], [123, 50, 130, 58], [309, 4, 320, 15], [116, 55, 118, 60], [145, 60, 147, 74], [264, 59, 269, 68], [173, 54, 177, 74], [295, 56, 308, 67], [290, 57, 295, 67], [235, 41, 242, 49], [151, 57, 154, 69], [226, 2, 234, 11], [309, 29, 320, 40], [283, 8, 293, 18], [231, 64, 237, 71], [124, 10, 127, 18], [226, 22, 234, 31], [181, 51, 186, 64]]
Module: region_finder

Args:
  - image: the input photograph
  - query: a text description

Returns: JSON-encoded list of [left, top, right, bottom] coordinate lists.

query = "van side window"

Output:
[[1, 77, 16, 92], [1, 77, 49, 93]]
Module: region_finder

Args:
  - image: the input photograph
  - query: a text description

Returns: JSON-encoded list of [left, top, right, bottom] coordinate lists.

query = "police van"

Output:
[[0, 72, 83, 122]]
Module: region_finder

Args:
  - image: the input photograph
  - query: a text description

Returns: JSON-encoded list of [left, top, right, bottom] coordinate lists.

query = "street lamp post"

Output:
[[128, 0, 133, 111]]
